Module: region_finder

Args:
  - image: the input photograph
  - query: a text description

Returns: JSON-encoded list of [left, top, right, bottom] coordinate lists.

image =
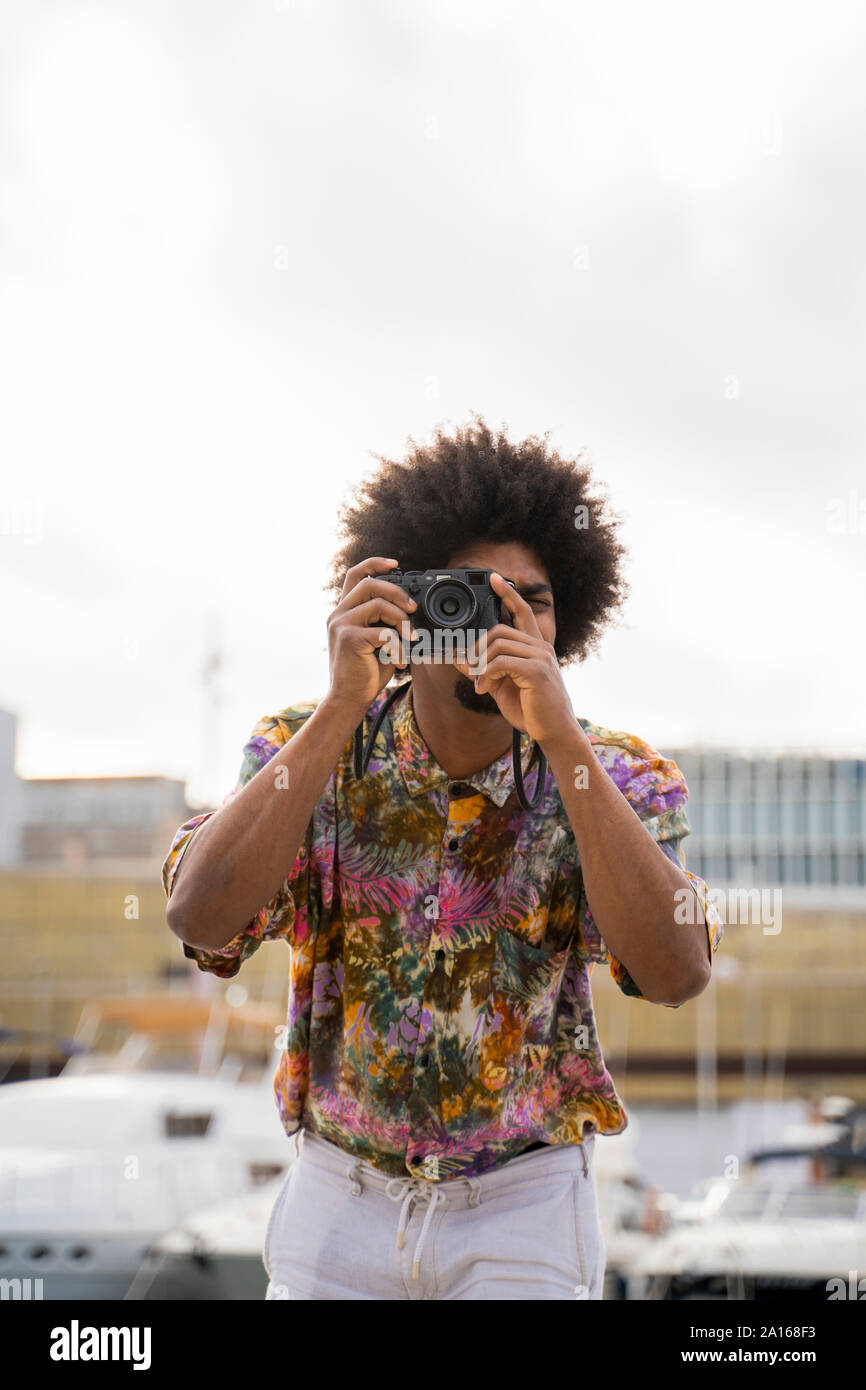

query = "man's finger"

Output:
[[489, 571, 542, 636]]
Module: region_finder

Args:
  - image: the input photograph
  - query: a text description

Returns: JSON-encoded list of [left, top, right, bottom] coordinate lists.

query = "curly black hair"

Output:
[[328, 414, 629, 664]]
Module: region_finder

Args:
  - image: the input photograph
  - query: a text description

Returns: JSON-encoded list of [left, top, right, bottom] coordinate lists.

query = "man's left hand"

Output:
[[454, 572, 578, 747]]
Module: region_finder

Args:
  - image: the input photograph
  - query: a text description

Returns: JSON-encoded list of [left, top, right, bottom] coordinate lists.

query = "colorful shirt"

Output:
[[162, 680, 723, 1184]]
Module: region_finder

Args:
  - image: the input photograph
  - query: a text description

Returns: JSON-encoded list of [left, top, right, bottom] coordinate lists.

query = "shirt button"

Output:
[[448, 837, 458, 851], [418, 1053, 430, 1069]]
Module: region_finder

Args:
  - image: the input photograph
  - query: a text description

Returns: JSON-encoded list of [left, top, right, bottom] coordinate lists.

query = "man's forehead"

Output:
[[448, 551, 552, 593]]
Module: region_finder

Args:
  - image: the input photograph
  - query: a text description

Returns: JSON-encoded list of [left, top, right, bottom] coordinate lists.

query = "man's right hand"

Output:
[[325, 556, 418, 719]]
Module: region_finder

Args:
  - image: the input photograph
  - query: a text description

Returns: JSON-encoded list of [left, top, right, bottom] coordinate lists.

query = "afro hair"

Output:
[[328, 414, 629, 665]]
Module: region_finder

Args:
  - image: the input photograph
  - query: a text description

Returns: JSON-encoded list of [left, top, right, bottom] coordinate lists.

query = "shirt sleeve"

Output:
[[578, 730, 724, 1007], [161, 705, 318, 979]]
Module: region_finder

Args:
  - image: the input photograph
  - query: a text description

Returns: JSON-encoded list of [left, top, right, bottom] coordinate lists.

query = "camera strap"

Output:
[[512, 729, 547, 812], [352, 679, 547, 811], [353, 680, 411, 778]]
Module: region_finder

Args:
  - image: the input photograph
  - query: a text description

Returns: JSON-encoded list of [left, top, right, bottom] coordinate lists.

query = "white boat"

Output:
[[630, 1180, 866, 1300], [131, 1179, 285, 1300], [590, 1116, 681, 1300], [0, 996, 296, 1300], [138, 1119, 675, 1301]]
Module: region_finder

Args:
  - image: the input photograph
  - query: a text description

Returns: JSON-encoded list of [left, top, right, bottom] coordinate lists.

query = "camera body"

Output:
[[358, 566, 546, 808], [382, 567, 513, 637]]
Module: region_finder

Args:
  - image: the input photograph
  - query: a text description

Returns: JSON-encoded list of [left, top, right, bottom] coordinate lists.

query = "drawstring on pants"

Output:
[[341, 1139, 588, 1282], [382, 1174, 482, 1280], [342, 1161, 483, 1281]]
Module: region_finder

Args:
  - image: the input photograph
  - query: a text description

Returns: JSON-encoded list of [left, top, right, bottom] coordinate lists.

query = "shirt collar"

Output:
[[391, 680, 533, 808]]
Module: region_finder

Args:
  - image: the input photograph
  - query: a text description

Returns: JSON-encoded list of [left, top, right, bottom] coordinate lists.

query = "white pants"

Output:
[[264, 1128, 605, 1301]]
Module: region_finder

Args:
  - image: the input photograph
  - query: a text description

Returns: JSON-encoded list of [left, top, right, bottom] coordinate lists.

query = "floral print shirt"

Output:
[[162, 680, 723, 1184]]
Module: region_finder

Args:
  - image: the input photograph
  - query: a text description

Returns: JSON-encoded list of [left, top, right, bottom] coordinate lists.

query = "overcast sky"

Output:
[[1, 0, 864, 807]]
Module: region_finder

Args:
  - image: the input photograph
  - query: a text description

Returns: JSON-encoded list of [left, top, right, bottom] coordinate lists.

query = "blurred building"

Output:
[[1, 709, 865, 1095], [0, 709, 197, 869], [2, 707, 865, 886], [669, 748, 866, 890]]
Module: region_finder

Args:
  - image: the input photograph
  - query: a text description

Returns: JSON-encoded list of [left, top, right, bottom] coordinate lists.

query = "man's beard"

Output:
[[452, 673, 500, 715]]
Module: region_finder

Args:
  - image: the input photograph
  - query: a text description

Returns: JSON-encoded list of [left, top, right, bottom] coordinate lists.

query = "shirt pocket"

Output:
[[505, 842, 582, 956], [478, 922, 574, 1092]]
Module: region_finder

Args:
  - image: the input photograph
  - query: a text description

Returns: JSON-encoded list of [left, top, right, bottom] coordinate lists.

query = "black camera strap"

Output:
[[353, 680, 410, 778], [513, 730, 547, 812], [352, 679, 547, 811]]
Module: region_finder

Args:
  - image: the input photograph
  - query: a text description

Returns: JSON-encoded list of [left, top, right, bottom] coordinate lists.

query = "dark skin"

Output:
[[407, 539, 712, 1006], [408, 540, 556, 779], [168, 538, 711, 1003]]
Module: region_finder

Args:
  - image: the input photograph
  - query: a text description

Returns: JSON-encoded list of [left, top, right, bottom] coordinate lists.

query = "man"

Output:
[[162, 417, 723, 1301]]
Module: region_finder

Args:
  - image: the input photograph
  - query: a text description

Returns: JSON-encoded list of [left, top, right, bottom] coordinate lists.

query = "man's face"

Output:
[[407, 540, 556, 716]]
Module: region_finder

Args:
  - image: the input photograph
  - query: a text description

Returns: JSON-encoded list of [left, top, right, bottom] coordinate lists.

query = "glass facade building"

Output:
[[667, 749, 866, 888]]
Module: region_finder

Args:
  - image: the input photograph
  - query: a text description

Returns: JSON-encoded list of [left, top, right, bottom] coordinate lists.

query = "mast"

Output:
[[199, 611, 222, 811]]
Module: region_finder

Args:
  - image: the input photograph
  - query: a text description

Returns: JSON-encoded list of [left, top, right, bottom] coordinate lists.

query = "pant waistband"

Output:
[[290, 1128, 595, 1284]]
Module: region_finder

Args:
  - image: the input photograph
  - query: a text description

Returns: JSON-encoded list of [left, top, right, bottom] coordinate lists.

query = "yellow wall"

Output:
[[0, 869, 288, 1067], [2, 870, 864, 1100]]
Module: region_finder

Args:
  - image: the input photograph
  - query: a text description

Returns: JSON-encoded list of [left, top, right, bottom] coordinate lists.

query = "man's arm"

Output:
[[167, 553, 419, 953], [166, 695, 360, 951], [543, 723, 712, 1006], [464, 571, 715, 1009]]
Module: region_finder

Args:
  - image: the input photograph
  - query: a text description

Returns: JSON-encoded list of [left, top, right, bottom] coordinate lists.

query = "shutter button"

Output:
[[448, 838, 458, 851]]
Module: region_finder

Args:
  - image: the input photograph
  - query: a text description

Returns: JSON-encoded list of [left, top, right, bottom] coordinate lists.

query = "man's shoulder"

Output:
[[268, 700, 322, 736], [240, 701, 322, 770], [576, 716, 688, 809], [577, 716, 664, 765]]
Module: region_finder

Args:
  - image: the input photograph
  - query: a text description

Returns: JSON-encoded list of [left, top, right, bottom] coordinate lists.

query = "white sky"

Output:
[[1, 0, 864, 807]]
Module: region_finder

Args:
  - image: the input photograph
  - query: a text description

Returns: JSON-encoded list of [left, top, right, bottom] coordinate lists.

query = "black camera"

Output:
[[382, 567, 513, 649], [355, 565, 546, 810]]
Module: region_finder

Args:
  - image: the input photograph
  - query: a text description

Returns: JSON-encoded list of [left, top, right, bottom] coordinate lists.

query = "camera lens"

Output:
[[426, 579, 477, 628]]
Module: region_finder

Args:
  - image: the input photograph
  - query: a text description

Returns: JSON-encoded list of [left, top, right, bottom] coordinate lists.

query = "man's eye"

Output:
[[529, 598, 551, 609]]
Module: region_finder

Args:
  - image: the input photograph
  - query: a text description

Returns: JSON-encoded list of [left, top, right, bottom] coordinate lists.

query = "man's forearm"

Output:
[[166, 695, 362, 952], [540, 721, 711, 1006]]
